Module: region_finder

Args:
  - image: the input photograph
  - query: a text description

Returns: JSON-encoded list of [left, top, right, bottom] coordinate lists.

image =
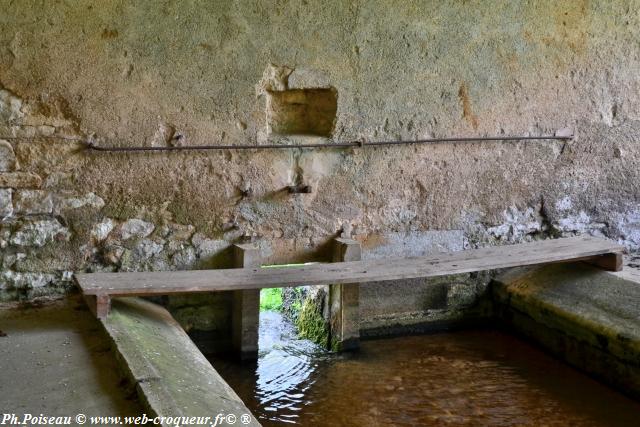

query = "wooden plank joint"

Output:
[[585, 252, 623, 272], [330, 238, 361, 352], [232, 243, 261, 360], [84, 293, 111, 319]]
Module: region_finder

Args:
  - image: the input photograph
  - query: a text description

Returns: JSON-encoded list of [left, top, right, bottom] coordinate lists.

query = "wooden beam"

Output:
[[231, 243, 261, 360], [76, 236, 624, 297], [329, 238, 361, 351], [83, 293, 111, 319], [585, 252, 623, 272]]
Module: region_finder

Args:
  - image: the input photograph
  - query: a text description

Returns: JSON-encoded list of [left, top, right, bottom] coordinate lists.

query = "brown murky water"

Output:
[[211, 312, 640, 426]]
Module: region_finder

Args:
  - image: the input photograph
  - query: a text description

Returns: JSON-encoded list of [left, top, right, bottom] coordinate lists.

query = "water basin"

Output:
[[211, 311, 640, 426]]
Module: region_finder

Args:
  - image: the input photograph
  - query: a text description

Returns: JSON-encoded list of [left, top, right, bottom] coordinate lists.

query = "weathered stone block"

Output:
[[487, 206, 545, 242], [170, 246, 196, 269], [0, 87, 24, 124], [90, 218, 115, 242], [1, 252, 23, 269], [0, 271, 56, 289], [611, 210, 640, 251], [0, 188, 12, 217], [120, 218, 154, 240], [0, 226, 11, 249], [133, 238, 164, 260], [10, 219, 70, 247], [161, 222, 195, 242], [191, 233, 229, 258], [54, 192, 105, 214], [0, 172, 42, 189], [118, 239, 168, 271], [0, 140, 17, 171], [14, 249, 73, 273], [13, 190, 53, 215], [102, 244, 125, 265]]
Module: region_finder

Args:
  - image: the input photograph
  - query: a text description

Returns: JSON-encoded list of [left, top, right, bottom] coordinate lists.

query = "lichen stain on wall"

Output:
[[457, 83, 479, 130], [0, 0, 639, 301]]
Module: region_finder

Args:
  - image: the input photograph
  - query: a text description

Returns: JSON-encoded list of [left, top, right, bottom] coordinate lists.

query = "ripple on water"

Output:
[[211, 311, 640, 427]]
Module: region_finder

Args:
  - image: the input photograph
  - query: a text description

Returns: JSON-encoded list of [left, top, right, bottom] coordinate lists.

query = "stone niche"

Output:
[[266, 88, 337, 137]]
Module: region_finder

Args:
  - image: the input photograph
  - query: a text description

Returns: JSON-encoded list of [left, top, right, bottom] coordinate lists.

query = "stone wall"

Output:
[[1, 2, 639, 327]]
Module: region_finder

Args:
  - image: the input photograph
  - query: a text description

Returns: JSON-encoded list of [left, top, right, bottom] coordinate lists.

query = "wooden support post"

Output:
[[84, 293, 111, 319], [232, 243, 261, 360], [330, 238, 361, 351], [585, 252, 623, 272]]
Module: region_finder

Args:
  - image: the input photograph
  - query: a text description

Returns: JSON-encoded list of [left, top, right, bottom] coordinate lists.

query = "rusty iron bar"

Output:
[[86, 140, 359, 151], [0, 134, 573, 152], [83, 134, 572, 152]]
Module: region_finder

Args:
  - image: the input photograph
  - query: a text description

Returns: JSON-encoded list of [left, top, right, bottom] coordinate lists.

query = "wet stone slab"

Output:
[[493, 262, 640, 399], [101, 297, 261, 427]]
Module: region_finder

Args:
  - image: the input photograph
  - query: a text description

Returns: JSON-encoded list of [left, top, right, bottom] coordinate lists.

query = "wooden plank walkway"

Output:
[[76, 236, 623, 318]]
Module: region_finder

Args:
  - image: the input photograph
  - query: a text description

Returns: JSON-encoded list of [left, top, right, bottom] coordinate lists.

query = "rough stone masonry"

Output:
[[0, 1, 638, 337]]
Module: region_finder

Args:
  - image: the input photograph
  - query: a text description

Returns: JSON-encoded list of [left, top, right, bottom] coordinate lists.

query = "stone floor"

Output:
[[0, 295, 143, 419], [613, 253, 640, 283]]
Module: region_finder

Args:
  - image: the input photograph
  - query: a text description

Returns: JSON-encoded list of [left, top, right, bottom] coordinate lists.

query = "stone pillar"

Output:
[[329, 238, 361, 351], [232, 243, 261, 360]]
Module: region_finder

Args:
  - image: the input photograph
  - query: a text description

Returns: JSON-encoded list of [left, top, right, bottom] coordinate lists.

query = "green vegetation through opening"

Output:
[[258, 262, 317, 312], [260, 288, 283, 312]]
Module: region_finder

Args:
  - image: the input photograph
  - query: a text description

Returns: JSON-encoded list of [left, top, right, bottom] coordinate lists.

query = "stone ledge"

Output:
[[100, 297, 261, 427], [493, 263, 640, 399]]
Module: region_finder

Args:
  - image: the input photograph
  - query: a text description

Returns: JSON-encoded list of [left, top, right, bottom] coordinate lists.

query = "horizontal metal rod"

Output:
[[0, 134, 573, 152], [86, 140, 359, 151], [84, 134, 572, 152], [0, 135, 85, 142]]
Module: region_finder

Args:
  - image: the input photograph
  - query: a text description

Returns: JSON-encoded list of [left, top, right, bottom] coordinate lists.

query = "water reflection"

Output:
[[211, 311, 640, 427]]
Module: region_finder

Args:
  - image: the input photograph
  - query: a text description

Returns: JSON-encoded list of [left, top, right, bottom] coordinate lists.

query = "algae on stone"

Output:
[[295, 291, 329, 348]]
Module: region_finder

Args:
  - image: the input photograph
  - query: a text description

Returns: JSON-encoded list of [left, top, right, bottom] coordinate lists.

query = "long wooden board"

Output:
[[76, 236, 623, 297]]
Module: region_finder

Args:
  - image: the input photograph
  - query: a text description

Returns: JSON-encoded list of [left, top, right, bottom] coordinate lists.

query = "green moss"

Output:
[[295, 297, 328, 347], [260, 287, 283, 312], [330, 335, 341, 352], [290, 300, 302, 313], [281, 286, 305, 322]]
